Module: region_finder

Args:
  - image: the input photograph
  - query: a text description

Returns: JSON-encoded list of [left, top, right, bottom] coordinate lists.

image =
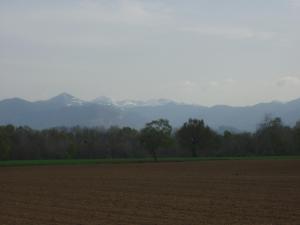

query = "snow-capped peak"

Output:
[[143, 98, 174, 106], [49, 93, 85, 106], [92, 96, 175, 108], [92, 96, 114, 106], [114, 98, 175, 108]]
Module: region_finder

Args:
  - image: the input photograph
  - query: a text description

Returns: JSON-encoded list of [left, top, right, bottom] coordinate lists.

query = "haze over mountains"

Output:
[[0, 93, 300, 132]]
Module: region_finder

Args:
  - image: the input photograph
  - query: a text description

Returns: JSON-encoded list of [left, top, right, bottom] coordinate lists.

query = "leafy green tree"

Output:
[[255, 116, 292, 155], [66, 142, 78, 159], [139, 119, 172, 161], [117, 127, 140, 158], [221, 132, 254, 156], [0, 137, 11, 160], [0, 126, 13, 160], [294, 121, 300, 154], [176, 119, 214, 157]]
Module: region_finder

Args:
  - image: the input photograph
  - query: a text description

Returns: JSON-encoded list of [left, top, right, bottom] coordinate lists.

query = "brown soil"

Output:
[[0, 160, 299, 225]]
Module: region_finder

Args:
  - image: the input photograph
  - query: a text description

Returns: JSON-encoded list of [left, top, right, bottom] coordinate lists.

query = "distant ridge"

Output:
[[0, 93, 300, 131]]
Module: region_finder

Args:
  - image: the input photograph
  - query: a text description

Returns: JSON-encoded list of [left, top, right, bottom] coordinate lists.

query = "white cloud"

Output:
[[182, 80, 197, 88], [224, 78, 236, 85], [209, 78, 236, 88], [209, 81, 220, 88], [181, 26, 275, 41], [177, 79, 236, 91], [276, 76, 300, 87]]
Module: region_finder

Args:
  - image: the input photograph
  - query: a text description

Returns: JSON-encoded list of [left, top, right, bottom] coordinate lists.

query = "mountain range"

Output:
[[1, 93, 300, 132]]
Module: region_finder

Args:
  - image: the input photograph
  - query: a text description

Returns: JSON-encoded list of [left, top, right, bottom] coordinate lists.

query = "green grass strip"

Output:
[[0, 155, 300, 167]]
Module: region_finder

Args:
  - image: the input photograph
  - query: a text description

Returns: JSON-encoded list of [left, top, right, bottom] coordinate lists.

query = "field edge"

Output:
[[1, 155, 300, 167]]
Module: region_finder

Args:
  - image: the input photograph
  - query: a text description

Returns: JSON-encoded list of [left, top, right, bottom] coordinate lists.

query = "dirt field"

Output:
[[0, 160, 299, 225]]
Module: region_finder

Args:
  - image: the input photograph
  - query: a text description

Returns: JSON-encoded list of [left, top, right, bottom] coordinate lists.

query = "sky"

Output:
[[0, 0, 300, 106]]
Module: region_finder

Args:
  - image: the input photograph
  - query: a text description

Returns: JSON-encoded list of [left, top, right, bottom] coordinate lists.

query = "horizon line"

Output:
[[1, 92, 299, 108]]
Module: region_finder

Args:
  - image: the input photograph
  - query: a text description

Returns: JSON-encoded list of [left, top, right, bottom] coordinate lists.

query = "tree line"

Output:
[[0, 116, 300, 161]]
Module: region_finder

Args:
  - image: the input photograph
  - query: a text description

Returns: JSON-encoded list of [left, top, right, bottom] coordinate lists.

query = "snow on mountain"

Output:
[[142, 99, 175, 106], [92, 96, 114, 106], [48, 93, 86, 107], [1, 93, 300, 131], [92, 96, 175, 108], [115, 100, 144, 107]]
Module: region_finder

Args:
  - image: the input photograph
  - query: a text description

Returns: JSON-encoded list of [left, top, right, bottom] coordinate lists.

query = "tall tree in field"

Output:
[[0, 126, 13, 160], [293, 121, 300, 154], [139, 119, 172, 161], [176, 119, 213, 157], [255, 116, 292, 155]]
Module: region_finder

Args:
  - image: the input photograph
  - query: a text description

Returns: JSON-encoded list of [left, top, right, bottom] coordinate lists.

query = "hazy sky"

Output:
[[1, 0, 300, 106]]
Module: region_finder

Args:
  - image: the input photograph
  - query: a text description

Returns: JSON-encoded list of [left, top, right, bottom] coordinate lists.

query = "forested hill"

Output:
[[1, 93, 300, 131]]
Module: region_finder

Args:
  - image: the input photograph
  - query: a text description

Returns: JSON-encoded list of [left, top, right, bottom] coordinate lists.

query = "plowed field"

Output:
[[0, 160, 299, 225]]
